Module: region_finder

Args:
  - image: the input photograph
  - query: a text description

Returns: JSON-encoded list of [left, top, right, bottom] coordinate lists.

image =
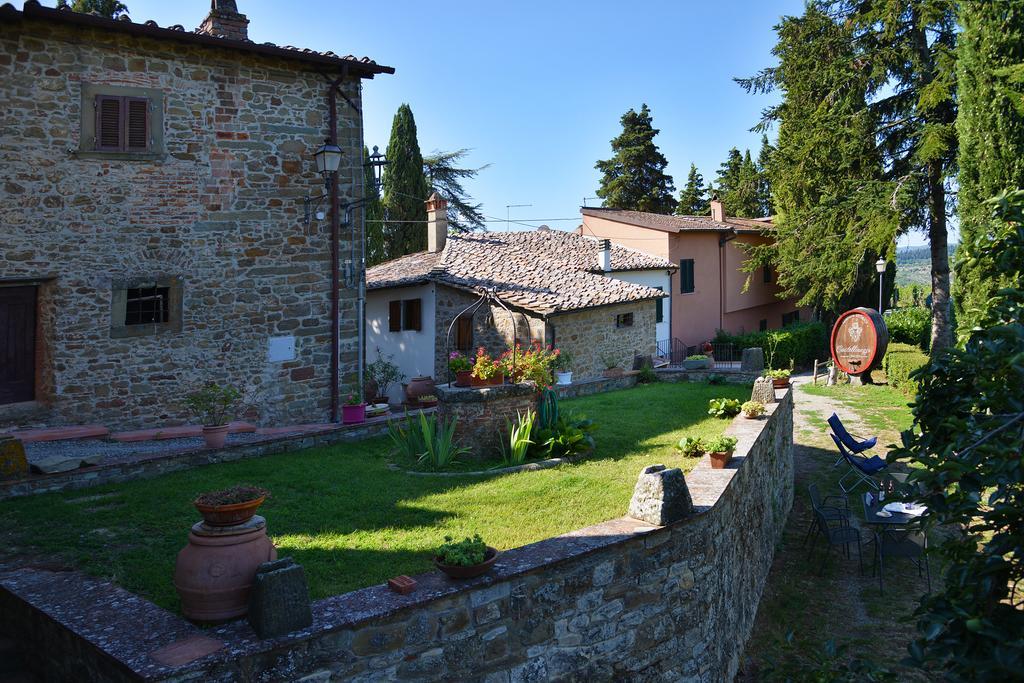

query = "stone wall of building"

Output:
[[550, 300, 657, 380], [436, 382, 538, 461], [0, 16, 365, 429], [0, 388, 794, 683]]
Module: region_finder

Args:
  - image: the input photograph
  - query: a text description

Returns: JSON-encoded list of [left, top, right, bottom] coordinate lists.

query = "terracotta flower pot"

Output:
[[418, 399, 438, 408], [743, 412, 763, 420], [603, 368, 624, 378], [454, 370, 473, 387], [709, 451, 733, 469], [202, 424, 230, 449], [342, 403, 366, 424], [772, 378, 790, 389], [194, 494, 266, 527], [433, 547, 499, 579], [488, 373, 505, 386], [470, 374, 488, 387], [406, 376, 436, 404]]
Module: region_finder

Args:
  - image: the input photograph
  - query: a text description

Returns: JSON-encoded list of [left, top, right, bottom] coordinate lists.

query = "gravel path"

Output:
[[23, 432, 270, 467]]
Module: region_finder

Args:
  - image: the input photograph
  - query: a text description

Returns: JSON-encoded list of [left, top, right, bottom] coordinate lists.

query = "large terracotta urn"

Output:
[[174, 515, 276, 622], [405, 376, 436, 405]]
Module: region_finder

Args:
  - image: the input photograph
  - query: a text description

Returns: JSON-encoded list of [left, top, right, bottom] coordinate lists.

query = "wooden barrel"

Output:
[[830, 307, 889, 376]]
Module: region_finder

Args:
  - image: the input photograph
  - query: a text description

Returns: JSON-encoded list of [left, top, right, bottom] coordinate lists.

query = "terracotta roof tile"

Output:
[[581, 207, 772, 235], [366, 230, 673, 316]]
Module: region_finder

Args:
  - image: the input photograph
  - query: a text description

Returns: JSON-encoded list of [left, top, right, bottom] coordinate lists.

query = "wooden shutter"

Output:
[[125, 97, 149, 151], [0, 286, 37, 405], [455, 315, 473, 351], [95, 95, 123, 150], [388, 300, 402, 332], [404, 299, 422, 331], [654, 287, 664, 323], [680, 259, 695, 294]]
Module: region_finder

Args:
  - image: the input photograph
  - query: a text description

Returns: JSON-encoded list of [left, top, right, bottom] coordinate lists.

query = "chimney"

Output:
[[426, 192, 448, 253], [710, 195, 725, 222], [197, 0, 249, 41], [597, 238, 612, 273]]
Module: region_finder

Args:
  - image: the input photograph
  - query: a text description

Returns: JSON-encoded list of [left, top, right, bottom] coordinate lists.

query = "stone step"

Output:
[[5, 425, 109, 444], [109, 421, 257, 442]]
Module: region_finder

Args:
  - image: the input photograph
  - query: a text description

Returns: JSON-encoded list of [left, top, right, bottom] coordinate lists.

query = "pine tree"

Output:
[[56, 0, 128, 17], [676, 164, 709, 215], [736, 6, 896, 315], [756, 134, 774, 217], [595, 104, 677, 214], [953, 2, 1024, 338], [734, 149, 762, 218], [714, 148, 743, 206], [382, 104, 430, 258], [363, 146, 387, 267], [423, 149, 489, 232]]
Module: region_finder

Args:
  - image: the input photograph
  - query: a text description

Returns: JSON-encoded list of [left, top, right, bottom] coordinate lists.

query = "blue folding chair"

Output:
[[828, 413, 877, 466], [830, 433, 887, 493]]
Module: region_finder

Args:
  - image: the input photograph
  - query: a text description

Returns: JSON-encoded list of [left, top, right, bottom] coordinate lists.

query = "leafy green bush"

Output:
[[636, 366, 658, 384], [436, 534, 488, 566], [533, 411, 596, 458], [499, 410, 536, 466], [706, 435, 738, 453], [884, 307, 931, 351], [183, 383, 243, 427], [741, 400, 766, 417], [705, 373, 727, 385], [676, 436, 706, 457], [882, 343, 929, 395], [715, 321, 827, 369], [388, 412, 469, 470], [708, 397, 742, 418]]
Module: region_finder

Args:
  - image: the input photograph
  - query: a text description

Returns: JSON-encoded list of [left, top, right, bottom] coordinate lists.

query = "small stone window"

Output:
[[111, 277, 182, 338], [616, 312, 634, 328], [79, 83, 165, 160]]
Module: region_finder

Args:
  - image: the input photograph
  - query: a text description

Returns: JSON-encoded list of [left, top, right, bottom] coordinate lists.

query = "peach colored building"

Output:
[[580, 200, 811, 350]]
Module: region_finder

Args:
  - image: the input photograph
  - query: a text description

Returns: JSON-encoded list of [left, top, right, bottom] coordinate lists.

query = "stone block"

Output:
[[247, 557, 313, 639], [627, 464, 693, 526], [740, 347, 765, 373], [751, 376, 776, 405], [0, 436, 28, 480]]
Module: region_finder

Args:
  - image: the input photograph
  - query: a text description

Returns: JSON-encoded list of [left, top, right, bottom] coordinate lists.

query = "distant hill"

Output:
[[896, 244, 957, 286]]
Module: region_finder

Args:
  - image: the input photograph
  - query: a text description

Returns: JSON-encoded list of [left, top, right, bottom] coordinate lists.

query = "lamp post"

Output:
[[875, 257, 886, 313]]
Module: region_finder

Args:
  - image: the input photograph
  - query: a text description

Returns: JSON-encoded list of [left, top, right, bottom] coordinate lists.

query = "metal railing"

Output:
[[655, 338, 687, 365]]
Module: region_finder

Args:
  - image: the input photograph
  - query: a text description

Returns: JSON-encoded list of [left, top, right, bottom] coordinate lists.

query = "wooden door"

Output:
[[0, 286, 37, 404]]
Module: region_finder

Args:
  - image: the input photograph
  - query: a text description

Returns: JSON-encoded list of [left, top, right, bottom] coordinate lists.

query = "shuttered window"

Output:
[[654, 286, 664, 323], [94, 95, 150, 152], [455, 315, 473, 351], [388, 298, 422, 332], [679, 259, 695, 294]]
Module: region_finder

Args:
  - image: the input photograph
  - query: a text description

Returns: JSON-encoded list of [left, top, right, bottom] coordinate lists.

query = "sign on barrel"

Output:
[[830, 308, 889, 377]]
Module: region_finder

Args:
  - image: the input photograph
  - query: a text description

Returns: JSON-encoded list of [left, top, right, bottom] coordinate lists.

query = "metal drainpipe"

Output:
[[357, 83, 366, 404], [327, 75, 344, 423]]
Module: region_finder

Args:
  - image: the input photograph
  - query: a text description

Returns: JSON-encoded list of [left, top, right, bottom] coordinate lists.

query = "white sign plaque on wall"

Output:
[[267, 335, 296, 362]]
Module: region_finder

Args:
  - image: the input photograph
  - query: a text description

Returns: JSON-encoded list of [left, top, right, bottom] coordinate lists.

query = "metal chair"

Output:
[[830, 433, 887, 493], [828, 412, 878, 466], [872, 528, 931, 594], [802, 483, 850, 548], [809, 506, 862, 575]]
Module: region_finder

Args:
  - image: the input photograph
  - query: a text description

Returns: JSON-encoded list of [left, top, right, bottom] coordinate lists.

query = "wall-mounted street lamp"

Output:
[[875, 257, 886, 312], [304, 142, 387, 225], [313, 140, 343, 177]]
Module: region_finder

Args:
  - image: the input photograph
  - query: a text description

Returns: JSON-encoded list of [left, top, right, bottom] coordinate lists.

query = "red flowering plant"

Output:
[[471, 348, 501, 380], [702, 341, 714, 356], [502, 341, 559, 387]]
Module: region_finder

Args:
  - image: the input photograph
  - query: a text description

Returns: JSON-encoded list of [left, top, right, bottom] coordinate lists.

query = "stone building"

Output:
[[0, 1, 393, 429], [365, 196, 673, 401]]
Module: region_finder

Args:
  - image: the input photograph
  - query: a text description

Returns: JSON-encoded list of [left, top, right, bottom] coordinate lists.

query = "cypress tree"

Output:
[[595, 104, 677, 214], [734, 149, 762, 218], [382, 104, 430, 258], [953, 2, 1024, 337], [676, 164, 710, 215]]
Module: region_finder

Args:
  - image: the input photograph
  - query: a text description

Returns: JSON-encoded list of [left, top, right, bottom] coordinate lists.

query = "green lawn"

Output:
[[0, 381, 747, 611], [802, 382, 915, 437]]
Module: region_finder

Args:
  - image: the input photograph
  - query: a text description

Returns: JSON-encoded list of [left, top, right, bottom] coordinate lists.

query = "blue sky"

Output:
[[96, 0, 929, 246]]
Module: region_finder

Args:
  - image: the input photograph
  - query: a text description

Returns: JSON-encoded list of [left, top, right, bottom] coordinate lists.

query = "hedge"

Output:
[[884, 306, 931, 351], [882, 342, 930, 395], [715, 321, 827, 370]]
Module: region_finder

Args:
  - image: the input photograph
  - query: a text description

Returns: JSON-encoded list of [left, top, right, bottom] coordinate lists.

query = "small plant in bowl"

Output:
[[193, 485, 269, 526], [706, 436, 738, 469], [683, 354, 712, 370], [433, 534, 499, 579], [184, 383, 243, 448], [418, 394, 438, 407], [676, 435, 706, 458], [764, 368, 792, 388], [741, 400, 766, 419], [708, 397, 742, 418]]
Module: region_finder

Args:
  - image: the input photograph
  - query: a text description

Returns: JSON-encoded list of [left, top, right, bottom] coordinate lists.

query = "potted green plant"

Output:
[[683, 354, 712, 370], [707, 397, 742, 418], [471, 349, 503, 386], [193, 485, 268, 527], [741, 400, 766, 419], [366, 350, 405, 402], [676, 435, 706, 458], [448, 351, 473, 387], [764, 368, 791, 389], [342, 391, 366, 424], [707, 435, 738, 469], [418, 394, 438, 408], [433, 534, 499, 579], [601, 353, 623, 378], [184, 383, 243, 448], [553, 349, 573, 385]]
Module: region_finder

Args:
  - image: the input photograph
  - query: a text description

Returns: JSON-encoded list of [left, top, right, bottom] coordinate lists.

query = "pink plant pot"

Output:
[[342, 404, 366, 424]]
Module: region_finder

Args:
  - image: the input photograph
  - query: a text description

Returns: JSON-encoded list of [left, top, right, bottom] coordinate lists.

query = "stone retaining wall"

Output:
[[0, 389, 793, 682]]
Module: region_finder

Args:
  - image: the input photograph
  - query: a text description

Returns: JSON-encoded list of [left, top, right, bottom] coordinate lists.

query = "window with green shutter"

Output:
[[679, 259, 695, 294]]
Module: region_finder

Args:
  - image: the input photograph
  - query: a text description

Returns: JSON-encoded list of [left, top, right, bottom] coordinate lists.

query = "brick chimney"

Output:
[[597, 238, 612, 273], [426, 192, 448, 253], [197, 0, 249, 41], [710, 195, 725, 222]]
